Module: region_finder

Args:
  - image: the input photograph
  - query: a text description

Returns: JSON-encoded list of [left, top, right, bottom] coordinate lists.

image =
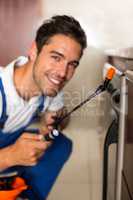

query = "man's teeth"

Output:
[[49, 78, 60, 85]]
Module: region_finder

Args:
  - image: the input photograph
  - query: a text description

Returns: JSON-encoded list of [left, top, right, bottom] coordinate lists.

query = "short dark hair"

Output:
[[35, 15, 87, 55]]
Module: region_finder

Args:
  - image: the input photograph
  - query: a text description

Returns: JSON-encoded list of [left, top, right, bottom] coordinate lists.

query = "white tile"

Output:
[[47, 183, 102, 200]]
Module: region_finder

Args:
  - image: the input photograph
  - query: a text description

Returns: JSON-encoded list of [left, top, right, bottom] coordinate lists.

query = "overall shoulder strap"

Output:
[[0, 78, 8, 129], [38, 95, 45, 113]]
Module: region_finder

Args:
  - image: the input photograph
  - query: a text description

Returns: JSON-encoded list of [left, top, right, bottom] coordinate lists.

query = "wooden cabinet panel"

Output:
[[0, 0, 41, 65]]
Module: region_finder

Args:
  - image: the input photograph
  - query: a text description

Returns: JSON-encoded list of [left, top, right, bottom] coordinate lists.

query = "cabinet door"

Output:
[[121, 174, 132, 200], [0, 0, 41, 65]]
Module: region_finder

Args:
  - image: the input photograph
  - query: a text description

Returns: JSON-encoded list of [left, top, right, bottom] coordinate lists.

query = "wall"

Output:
[[40, 0, 133, 132]]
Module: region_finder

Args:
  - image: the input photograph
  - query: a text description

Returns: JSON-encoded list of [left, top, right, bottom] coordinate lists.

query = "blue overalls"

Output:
[[0, 78, 73, 200]]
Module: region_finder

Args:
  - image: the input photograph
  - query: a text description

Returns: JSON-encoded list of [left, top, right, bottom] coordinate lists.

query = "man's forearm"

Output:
[[0, 145, 14, 171]]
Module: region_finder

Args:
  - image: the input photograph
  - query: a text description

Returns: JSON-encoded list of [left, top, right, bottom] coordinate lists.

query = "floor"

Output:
[[28, 94, 116, 200], [47, 116, 109, 200]]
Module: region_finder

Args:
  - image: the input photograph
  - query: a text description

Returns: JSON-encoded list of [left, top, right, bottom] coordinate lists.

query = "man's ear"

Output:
[[28, 41, 37, 61]]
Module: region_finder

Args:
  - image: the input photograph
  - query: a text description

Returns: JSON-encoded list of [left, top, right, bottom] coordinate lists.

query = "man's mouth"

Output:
[[47, 75, 63, 86]]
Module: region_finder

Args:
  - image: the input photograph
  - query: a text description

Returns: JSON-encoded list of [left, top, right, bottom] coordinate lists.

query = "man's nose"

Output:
[[58, 62, 68, 79]]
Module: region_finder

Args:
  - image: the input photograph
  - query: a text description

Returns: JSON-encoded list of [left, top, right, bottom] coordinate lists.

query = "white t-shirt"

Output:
[[0, 56, 64, 133]]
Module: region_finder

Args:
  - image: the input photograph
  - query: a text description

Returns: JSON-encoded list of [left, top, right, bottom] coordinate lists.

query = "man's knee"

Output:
[[57, 134, 73, 162], [45, 133, 73, 165]]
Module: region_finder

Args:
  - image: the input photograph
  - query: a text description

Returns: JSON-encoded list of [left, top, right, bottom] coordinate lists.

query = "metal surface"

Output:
[[125, 70, 133, 82], [115, 75, 127, 200], [110, 57, 133, 73]]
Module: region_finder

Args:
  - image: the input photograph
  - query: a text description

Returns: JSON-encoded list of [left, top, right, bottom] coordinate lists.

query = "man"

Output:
[[0, 15, 87, 199]]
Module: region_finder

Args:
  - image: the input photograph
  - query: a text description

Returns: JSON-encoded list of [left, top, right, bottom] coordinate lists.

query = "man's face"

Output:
[[33, 34, 82, 97]]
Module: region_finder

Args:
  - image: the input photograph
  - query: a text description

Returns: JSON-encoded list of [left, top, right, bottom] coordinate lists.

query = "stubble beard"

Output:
[[33, 66, 59, 97]]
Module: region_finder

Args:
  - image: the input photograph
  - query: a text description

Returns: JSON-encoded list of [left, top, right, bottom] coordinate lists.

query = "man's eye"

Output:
[[51, 56, 61, 62], [69, 62, 78, 69]]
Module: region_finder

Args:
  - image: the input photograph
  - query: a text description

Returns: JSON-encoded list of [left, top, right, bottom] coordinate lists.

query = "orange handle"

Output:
[[106, 67, 116, 80], [0, 177, 27, 200]]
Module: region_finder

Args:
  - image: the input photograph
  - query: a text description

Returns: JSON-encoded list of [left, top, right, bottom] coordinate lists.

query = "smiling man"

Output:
[[27, 34, 81, 98], [0, 15, 87, 199]]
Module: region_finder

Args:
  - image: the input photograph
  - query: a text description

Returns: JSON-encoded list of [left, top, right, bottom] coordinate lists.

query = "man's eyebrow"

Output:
[[50, 50, 65, 58]]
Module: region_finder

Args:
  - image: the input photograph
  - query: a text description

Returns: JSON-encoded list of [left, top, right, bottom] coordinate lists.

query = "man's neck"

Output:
[[14, 61, 41, 101]]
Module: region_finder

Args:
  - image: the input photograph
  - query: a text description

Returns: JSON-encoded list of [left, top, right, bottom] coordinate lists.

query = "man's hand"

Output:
[[40, 107, 69, 132], [8, 132, 51, 166], [43, 111, 57, 131]]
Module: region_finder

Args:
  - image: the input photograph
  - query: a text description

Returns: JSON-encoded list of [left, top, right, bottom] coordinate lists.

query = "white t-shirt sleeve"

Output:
[[47, 91, 64, 111]]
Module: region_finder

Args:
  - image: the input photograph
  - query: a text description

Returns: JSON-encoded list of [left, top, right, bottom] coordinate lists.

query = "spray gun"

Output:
[[43, 67, 116, 141]]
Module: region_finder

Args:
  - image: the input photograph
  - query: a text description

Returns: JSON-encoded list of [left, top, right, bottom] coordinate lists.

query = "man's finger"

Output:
[[33, 140, 52, 150], [21, 133, 42, 141]]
